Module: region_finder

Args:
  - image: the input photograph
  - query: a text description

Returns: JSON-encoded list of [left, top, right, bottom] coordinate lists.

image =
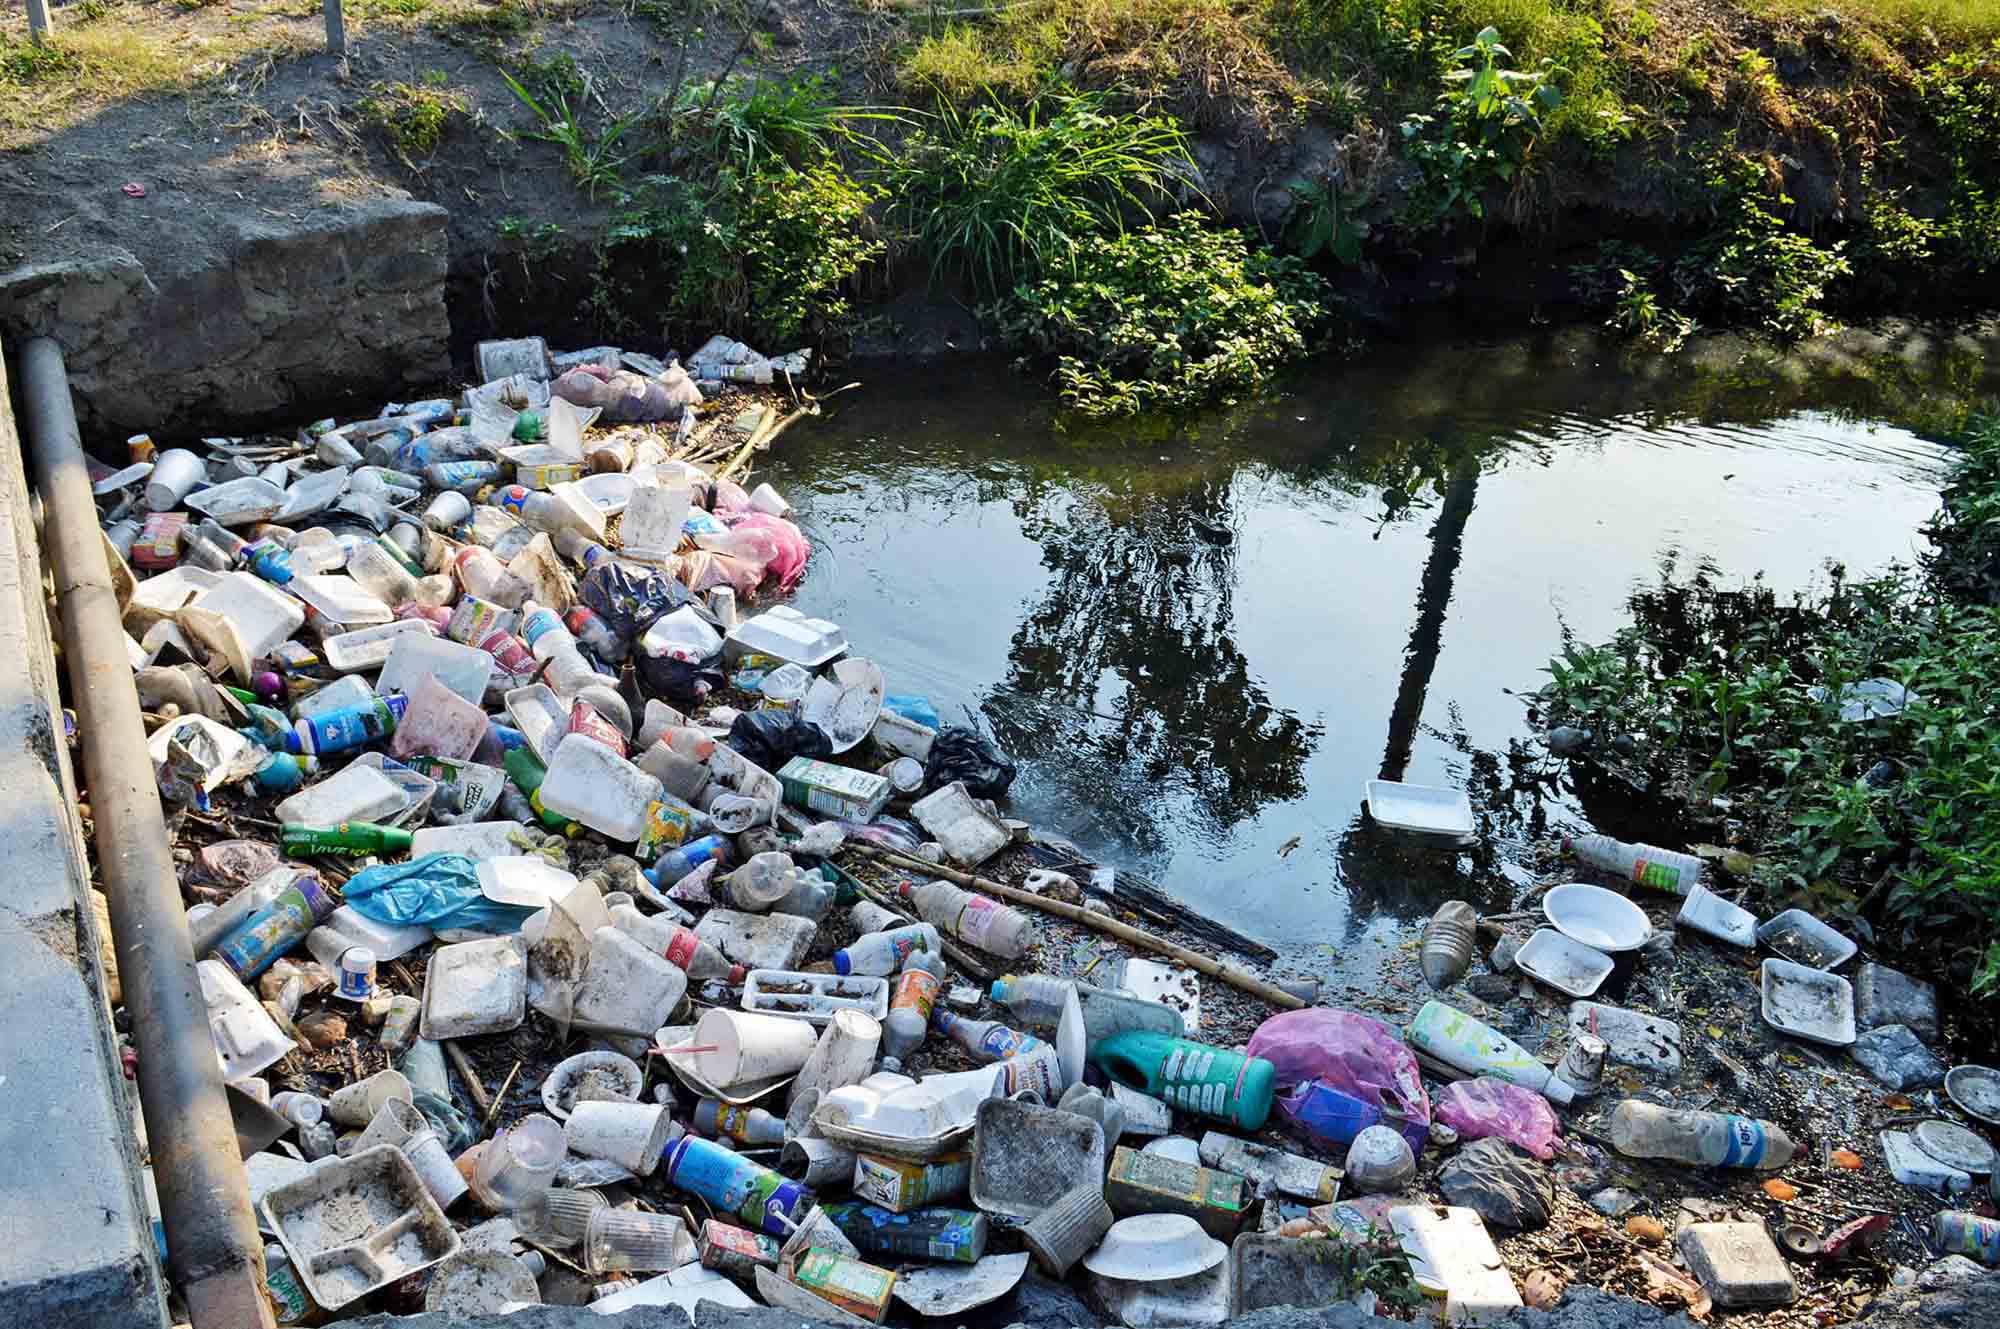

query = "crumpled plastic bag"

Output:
[[551, 365, 701, 422], [728, 512, 811, 589], [1433, 1077, 1562, 1159], [1247, 1008, 1432, 1156], [635, 648, 725, 706], [925, 726, 1018, 799], [708, 477, 752, 512], [581, 560, 697, 641], [677, 548, 764, 598], [342, 852, 538, 933], [726, 709, 834, 771]]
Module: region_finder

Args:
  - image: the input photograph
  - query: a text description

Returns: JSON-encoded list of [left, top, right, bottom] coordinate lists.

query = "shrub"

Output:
[[885, 93, 1195, 296], [1672, 150, 1849, 339], [987, 212, 1331, 417]]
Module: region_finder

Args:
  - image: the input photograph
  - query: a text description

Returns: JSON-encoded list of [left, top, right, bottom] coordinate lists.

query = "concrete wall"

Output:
[[0, 200, 452, 441], [0, 346, 168, 1329]]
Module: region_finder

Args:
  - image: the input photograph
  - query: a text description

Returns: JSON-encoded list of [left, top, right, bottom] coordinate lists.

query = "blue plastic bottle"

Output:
[[285, 694, 409, 756], [646, 835, 730, 889]]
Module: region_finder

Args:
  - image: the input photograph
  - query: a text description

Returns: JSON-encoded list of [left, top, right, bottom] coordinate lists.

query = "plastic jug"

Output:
[[537, 733, 663, 841], [1091, 1030, 1276, 1131]]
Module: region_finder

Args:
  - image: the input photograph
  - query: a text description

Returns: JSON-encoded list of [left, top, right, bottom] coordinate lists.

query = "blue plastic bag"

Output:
[[883, 695, 940, 730], [342, 852, 537, 933]]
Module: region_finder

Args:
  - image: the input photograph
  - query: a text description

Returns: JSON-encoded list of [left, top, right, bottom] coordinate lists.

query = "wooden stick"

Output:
[[483, 1059, 522, 1135], [848, 843, 1305, 1012], [444, 1039, 493, 1121]]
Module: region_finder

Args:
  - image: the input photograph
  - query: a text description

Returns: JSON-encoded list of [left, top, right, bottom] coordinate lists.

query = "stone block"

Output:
[[1678, 1221, 1797, 1308]]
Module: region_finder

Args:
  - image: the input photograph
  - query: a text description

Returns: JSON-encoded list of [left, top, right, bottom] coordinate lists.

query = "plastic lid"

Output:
[[727, 965, 749, 985], [989, 979, 1008, 1002], [832, 951, 853, 977]]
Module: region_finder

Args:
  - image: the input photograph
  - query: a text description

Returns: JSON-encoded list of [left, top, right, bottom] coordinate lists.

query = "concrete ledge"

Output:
[[0, 347, 167, 1329]]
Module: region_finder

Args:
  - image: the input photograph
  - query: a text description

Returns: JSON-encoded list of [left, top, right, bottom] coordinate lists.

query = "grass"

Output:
[[359, 71, 468, 159], [1537, 414, 2000, 1001], [1750, 0, 2000, 43]]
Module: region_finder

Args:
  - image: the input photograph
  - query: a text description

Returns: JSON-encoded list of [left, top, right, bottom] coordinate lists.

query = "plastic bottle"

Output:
[[519, 602, 578, 662], [454, 546, 531, 609], [501, 748, 583, 834], [933, 1010, 1047, 1064], [279, 822, 415, 858], [849, 900, 902, 935], [477, 628, 538, 680], [346, 541, 421, 607], [284, 694, 408, 756], [1090, 1030, 1278, 1131], [1565, 834, 1706, 896], [565, 605, 628, 660], [212, 873, 335, 979], [694, 1099, 785, 1145], [769, 872, 834, 921], [714, 852, 798, 913], [252, 752, 317, 795], [646, 835, 731, 889], [189, 871, 295, 956], [987, 974, 1076, 1030], [1405, 1000, 1576, 1106], [1932, 1212, 2000, 1265], [1608, 1099, 1796, 1170], [899, 879, 1034, 959], [427, 461, 506, 494], [882, 953, 947, 1064], [1420, 900, 1479, 989], [833, 923, 942, 977], [607, 903, 746, 982], [664, 1136, 811, 1237]]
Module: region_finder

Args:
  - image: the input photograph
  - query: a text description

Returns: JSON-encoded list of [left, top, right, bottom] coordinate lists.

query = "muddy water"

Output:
[[764, 328, 1994, 987]]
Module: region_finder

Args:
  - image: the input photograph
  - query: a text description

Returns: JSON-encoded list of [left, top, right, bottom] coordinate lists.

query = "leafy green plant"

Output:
[[501, 68, 639, 199], [359, 72, 465, 161], [1287, 177, 1370, 264], [1400, 26, 1564, 223], [987, 212, 1331, 417], [0, 35, 83, 84], [598, 159, 882, 347], [665, 73, 905, 173], [886, 93, 1197, 296], [1672, 149, 1848, 339]]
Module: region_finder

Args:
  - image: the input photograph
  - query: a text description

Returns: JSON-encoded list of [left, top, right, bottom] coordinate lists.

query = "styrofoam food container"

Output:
[[542, 1050, 644, 1121], [1363, 780, 1475, 838], [1759, 958, 1856, 1046], [1515, 928, 1614, 998], [1082, 1214, 1227, 1282], [742, 970, 890, 1026], [262, 1145, 460, 1310], [1542, 883, 1652, 953], [323, 618, 435, 673], [800, 657, 886, 753], [1677, 884, 1757, 947], [724, 605, 848, 669], [1756, 909, 1857, 970]]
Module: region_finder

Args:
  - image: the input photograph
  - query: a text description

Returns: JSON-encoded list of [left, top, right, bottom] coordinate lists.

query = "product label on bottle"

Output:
[[1000, 1045, 1063, 1100], [1631, 857, 1686, 894], [976, 1027, 1039, 1060], [955, 894, 1004, 949], [889, 929, 933, 966], [891, 968, 941, 1019], [1719, 1115, 1766, 1167], [267, 1267, 312, 1324], [663, 928, 701, 972]]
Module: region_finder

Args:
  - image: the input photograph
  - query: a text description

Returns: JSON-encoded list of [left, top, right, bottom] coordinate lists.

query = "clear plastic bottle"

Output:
[[453, 546, 531, 609], [1420, 900, 1478, 990], [519, 601, 581, 662], [988, 973, 1075, 1029], [714, 851, 798, 913], [832, 923, 942, 976], [899, 879, 1034, 959], [882, 952, 947, 1063], [694, 1099, 785, 1145], [932, 1010, 1046, 1064], [346, 540, 421, 607], [1565, 834, 1706, 896], [608, 903, 746, 982], [1608, 1099, 1796, 1170], [769, 872, 834, 921]]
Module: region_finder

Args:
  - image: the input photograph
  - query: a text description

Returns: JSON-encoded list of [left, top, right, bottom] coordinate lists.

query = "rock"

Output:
[[1436, 1138, 1554, 1231], [1463, 973, 1517, 1004], [1678, 1221, 1798, 1307], [296, 1011, 348, 1049], [1547, 725, 1593, 755], [1917, 1256, 1988, 1291], [1851, 1024, 1946, 1091], [1591, 1187, 1643, 1217], [1490, 935, 1522, 974], [1626, 1216, 1667, 1243], [1569, 1002, 1682, 1080], [1856, 964, 1940, 1042]]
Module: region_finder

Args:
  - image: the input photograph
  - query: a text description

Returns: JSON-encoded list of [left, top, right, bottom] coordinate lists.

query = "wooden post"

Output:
[[26, 0, 54, 45], [324, 0, 345, 54]]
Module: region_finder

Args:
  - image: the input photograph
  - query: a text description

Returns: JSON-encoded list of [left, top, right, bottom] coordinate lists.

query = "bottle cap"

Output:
[[727, 965, 748, 985], [832, 951, 853, 977], [988, 979, 1009, 1002]]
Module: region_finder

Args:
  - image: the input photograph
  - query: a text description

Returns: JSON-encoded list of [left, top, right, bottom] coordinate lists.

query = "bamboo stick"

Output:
[[847, 843, 1304, 1012]]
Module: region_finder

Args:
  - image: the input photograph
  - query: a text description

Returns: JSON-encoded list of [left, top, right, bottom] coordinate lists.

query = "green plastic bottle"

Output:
[[502, 746, 581, 833], [1091, 1030, 1277, 1131], [279, 822, 414, 858]]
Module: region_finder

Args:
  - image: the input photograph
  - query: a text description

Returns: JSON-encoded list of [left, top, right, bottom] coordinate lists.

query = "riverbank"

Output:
[[5, 0, 2000, 427]]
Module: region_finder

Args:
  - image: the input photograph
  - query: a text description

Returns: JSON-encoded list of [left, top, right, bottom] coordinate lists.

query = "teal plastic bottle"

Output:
[[1091, 1030, 1277, 1131]]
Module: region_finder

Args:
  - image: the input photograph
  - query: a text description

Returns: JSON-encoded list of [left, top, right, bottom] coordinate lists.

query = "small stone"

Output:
[[1626, 1216, 1666, 1243], [1490, 935, 1523, 974], [1590, 1187, 1642, 1217], [1850, 1024, 1945, 1091], [1855, 964, 1939, 1042], [1522, 1269, 1564, 1308], [296, 1011, 348, 1049], [1678, 1221, 1798, 1307], [1437, 1138, 1554, 1231], [1464, 973, 1517, 1004], [1546, 725, 1593, 756]]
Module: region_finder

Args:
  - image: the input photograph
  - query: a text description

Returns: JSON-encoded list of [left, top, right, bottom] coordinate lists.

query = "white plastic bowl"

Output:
[[1542, 883, 1652, 953], [1082, 1214, 1227, 1282]]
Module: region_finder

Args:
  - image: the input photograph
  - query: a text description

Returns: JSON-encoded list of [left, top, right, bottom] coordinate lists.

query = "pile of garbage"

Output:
[[78, 331, 2000, 1327]]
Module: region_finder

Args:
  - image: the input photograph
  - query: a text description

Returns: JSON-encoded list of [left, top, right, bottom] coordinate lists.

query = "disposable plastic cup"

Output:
[[785, 1008, 882, 1124], [423, 490, 472, 532], [327, 1068, 412, 1127], [146, 449, 207, 511], [877, 757, 924, 795], [694, 1009, 819, 1090], [270, 1091, 324, 1129], [564, 1101, 676, 1177], [517, 1187, 608, 1251], [356, 1096, 427, 1152], [1022, 1182, 1114, 1278], [1557, 1032, 1608, 1093], [404, 1128, 469, 1211], [473, 1113, 567, 1210], [779, 1135, 858, 1189], [584, 1208, 688, 1274]]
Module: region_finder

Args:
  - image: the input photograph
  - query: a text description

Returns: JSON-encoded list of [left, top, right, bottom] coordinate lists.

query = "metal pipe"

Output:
[[17, 338, 275, 1329]]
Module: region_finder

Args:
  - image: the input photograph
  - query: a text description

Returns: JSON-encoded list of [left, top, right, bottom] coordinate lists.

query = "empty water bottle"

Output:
[[1609, 1100, 1796, 1170], [1566, 834, 1705, 896], [1420, 900, 1478, 989]]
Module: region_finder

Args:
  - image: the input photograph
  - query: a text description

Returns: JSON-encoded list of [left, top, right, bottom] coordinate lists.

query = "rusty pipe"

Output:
[[17, 337, 274, 1328]]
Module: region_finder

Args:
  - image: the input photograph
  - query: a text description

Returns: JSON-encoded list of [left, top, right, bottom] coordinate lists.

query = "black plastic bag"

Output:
[[726, 709, 834, 770], [581, 561, 699, 641], [925, 726, 1018, 799], [635, 649, 725, 706]]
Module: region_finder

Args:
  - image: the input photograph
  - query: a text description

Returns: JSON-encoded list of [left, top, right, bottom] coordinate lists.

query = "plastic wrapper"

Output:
[[341, 852, 538, 933], [726, 710, 834, 771], [678, 548, 764, 598], [1246, 1008, 1431, 1156], [924, 726, 1018, 799], [581, 561, 697, 640], [884, 695, 940, 730], [708, 477, 752, 512], [1431, 1077, 1561, 1159]]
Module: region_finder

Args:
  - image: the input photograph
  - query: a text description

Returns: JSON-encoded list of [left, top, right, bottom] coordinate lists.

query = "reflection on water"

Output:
[[770, 328, 1993, 986]]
